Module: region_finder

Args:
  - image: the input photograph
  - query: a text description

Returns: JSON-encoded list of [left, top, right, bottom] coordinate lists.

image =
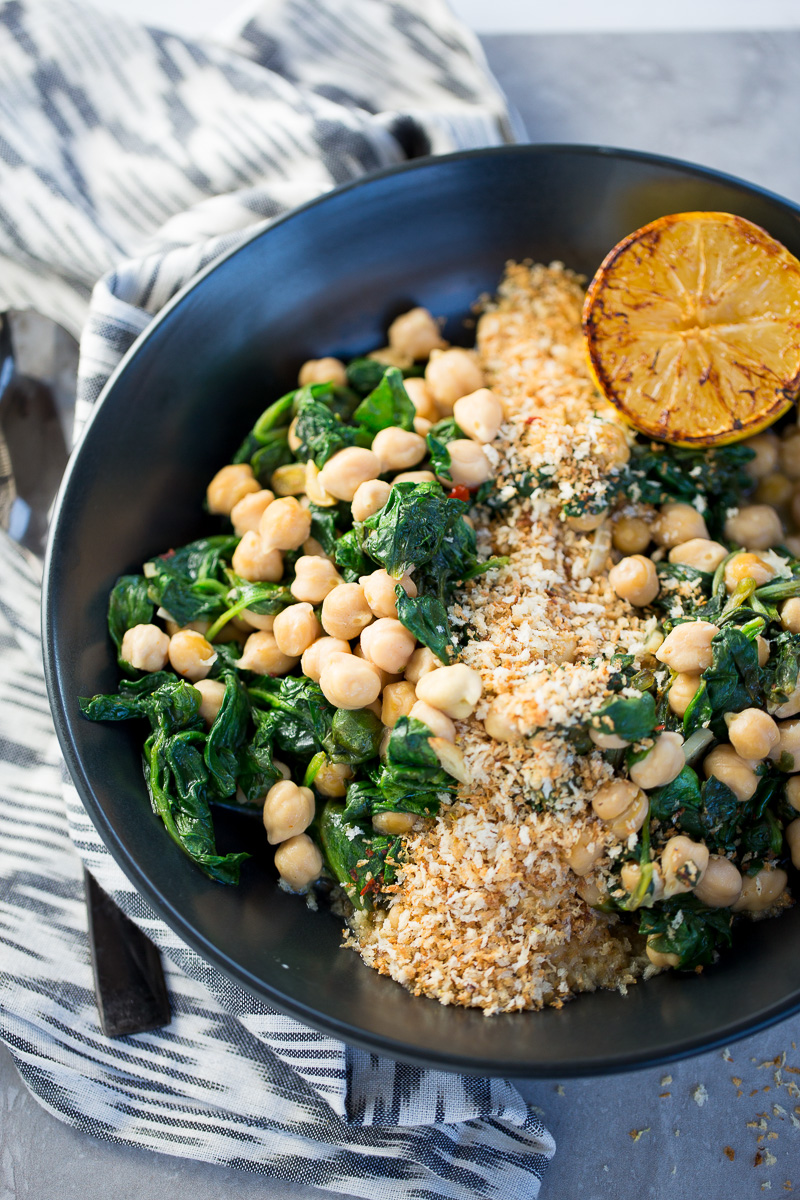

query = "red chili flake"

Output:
[[654, 724, 665, 731], [448, 485, 470, 502], [525, 415, 543, 424], [359, 877, 379, 898], [724, 1147, 735, 1162], [159, 549, 176, 559]]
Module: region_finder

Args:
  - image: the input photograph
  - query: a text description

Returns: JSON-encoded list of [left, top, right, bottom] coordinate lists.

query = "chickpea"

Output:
[[372, 426, 427, 473], [757, 473, 794, 509], [731, 866, 788, 913], [387, 307, 445, 360], [773, 683, 800, 720], [758, 636, 770, 667], [744, 431, 779, 480], [302, 536, 330, 559], [415, 663, 482, 720], [668, 538, 728, 573], [381, 681, 417, 728], [239, 608, 275, 632], [193, 678, 227, 726], [405, 646, 442, 684], [693, 855, 743, 908], [786, 776, 800, 811], [606, 788, 649, 839], [482, 694, 523, 743], [425, 347, 485, 414], [612, 515, 651, 555], [780, 429, 800, 480], [206, 463, 260, 515], [351, 478, 391, 523], [568, 828, 605, 876], [230, 489, 275, 536], [608, 555, 659, 607], [232, 532, 284, 582], [403, 376, 439, 422], [318, 447, 380, 503], [786, 535, 800, 556], [723, 552, 775, 592], [237, 631, 298, 676], [361, 568, 417, 619], [360, 618, 417, 674], [652, 502, 709, 548], [592, 779, 642, 821], [291, 555, 342, 604], [645, 941, 680, 969], [702, 744, 758, 802], [274, 833, 323, 892], [272, 603, 322, 658], [271, 462, 307, 497], [372, 810, 417, 836], [409, 699, 456, 742], [629, 732, 685, 790], [655, 621, 717, 674], [780, 598, 800, 635], [319, 654, 382, 710], [428, 736, 470, 784], [441, 439, 492, 488], [368, 345, 411, 369], [453, 388, 504, 443], [725, 708, 779, 761], [301, 636, 350, 682], [259, 496, 311, 552], [661, 834, 709, 897], [262, 780, 316, 845], [566, 509, 608, 533], [786, 818, 800, 869], [168, 630, 217, 682], [120, 623, 170, 673], [668, 672, 702, 717], [298, 356, 347, 387], [321, 582, 373, 640], [724, 504, 783, 550], [313, 760, 353, 798], [770, 718, 800, 771], [392, 470, 437, 485], [588, 728, 629, 751], [414, 416, 432, 438], [576, 877, 606, 907], [353, 642, 401, 688]]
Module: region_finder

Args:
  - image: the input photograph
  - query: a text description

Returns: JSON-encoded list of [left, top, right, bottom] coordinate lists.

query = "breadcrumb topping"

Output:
[[352, 262, 652, 1012]]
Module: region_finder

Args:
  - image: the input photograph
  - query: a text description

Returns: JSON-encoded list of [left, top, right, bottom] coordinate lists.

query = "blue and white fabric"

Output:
[[0, 2, 555, 1197]]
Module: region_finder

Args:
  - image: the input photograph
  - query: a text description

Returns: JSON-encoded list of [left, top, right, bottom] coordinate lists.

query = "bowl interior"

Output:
[[45, 145, 800, 1075]]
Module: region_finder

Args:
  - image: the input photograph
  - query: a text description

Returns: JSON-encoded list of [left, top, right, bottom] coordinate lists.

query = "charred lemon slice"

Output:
[[582, 211, 800, 446]]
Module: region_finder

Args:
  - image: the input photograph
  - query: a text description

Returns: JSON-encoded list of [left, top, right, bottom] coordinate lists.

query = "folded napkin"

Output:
[[0, 1, 555, 1196]]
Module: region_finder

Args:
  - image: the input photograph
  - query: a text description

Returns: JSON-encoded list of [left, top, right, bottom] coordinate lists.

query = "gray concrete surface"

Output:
[[4, 27, 800, 1200]]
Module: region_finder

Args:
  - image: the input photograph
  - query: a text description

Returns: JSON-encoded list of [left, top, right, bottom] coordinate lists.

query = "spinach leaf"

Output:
[[248, 676, 335, 763], [353, 367, 415, 434], [250, 431, 292, 485], [648, 765, 702, 826], [79, 671, 175, 722], [204, 579, 293, 642], [204, 673, 250, 798], [108, 575, 154, 663], [363, 482, 458, 577], [372, 716, 457, 817], [762, 630, 800, 708], [308, 505, 341, 556], [425, 418, 464, 482], [394, 589, 452, 662], [323, 708, 383, 766], [317, 801, 403, 909], [145, 537, 237, 626], [144, 728, 249, 885], [236, 709, 282, 802], [591, 693, 657, 743], [333, 527, 372, 581], [346, 357, 387, 396], [638, 896, 733, 970], [292, 391, 360, 467]]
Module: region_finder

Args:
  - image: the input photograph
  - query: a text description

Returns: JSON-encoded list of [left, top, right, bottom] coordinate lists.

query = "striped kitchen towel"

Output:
[[0, 2, 555, 1197]]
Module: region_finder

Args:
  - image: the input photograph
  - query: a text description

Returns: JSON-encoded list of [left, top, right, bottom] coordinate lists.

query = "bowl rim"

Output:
[[43, 142, 800, 1077]]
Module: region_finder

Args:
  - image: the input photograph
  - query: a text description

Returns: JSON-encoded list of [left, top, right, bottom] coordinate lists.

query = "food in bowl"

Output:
[[82, 222, 800, 1014]]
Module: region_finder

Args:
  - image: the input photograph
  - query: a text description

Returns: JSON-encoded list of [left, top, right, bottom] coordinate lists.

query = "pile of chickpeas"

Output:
[[573, 424, 800, 966], [118, 307, 509, 896]]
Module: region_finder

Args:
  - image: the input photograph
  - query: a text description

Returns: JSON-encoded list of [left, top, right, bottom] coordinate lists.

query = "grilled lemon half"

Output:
[[582, 211, 800, 446]]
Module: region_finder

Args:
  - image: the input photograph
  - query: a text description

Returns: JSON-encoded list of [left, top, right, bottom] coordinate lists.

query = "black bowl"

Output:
[[44, 145, 800, 1076]]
